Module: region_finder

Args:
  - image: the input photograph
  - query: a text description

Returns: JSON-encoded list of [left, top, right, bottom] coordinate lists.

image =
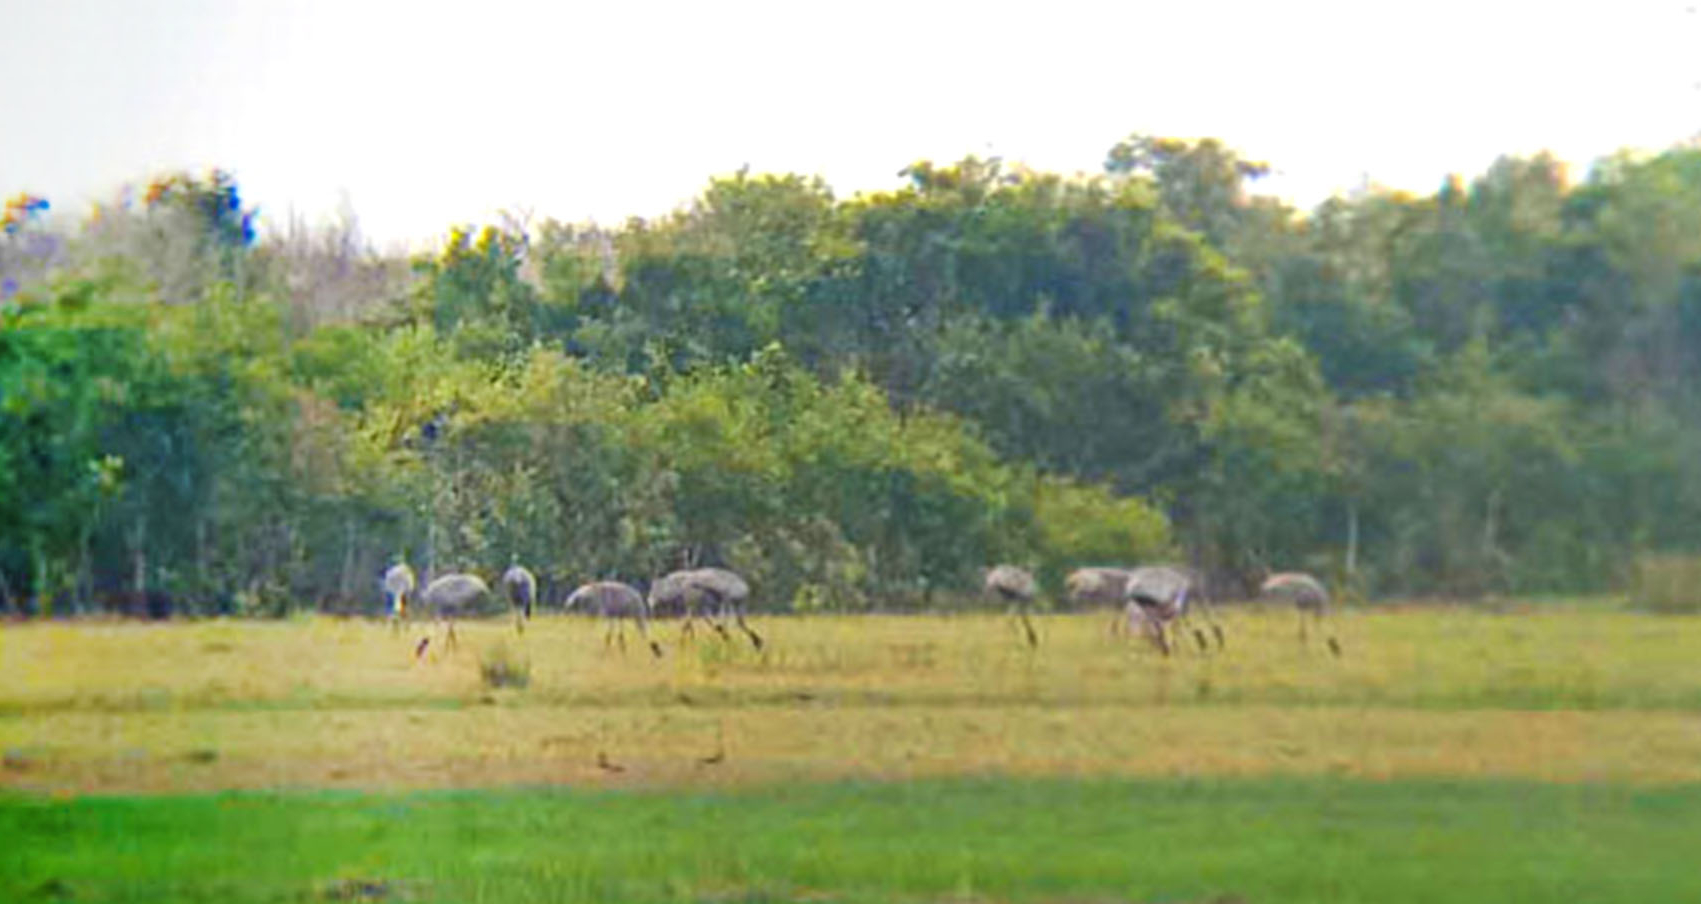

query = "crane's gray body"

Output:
[[649, 567, 749, 614], [566, 580, 648, 619], [983, 564, 1040, 647], [501, 564, 538, 620], [1124, 565, 1196, 617], [420, 573, 494, 617], [1122, 565, 1223, 655], [1261, 571, 1340, 655], [982, 565, 1036, 604], [568, 580, 660, 655], [1065, 566, 1137, 608], [382, 563, 417, 617], [1260, 572, 1329, 612], [649, 567, 762, 651]]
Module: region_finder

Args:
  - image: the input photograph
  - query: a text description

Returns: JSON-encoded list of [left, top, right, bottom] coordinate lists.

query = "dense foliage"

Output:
[[4, 138, 1701, 614]]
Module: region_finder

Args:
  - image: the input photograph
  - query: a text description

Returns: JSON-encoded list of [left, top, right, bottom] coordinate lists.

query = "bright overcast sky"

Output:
[[3, 0, 1698, 251]]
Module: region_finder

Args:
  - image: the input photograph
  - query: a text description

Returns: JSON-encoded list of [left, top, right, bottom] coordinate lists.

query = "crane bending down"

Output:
[[983, 564, 1039, 648], [415, 572, 492, 658], [1123, 565, 1226, 656], [1260, 571, 1342, 656], [649, 568, 763, 651], [566, 580, 662, 657], [382, 562, 416, 632], [1065, 566, 1139, 635], [500, 562, 537, 633]]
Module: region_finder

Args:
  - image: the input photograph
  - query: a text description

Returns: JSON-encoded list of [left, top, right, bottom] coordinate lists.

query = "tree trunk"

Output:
[[1346, 500, 1359, 577], [426, 516, 438, 588], [197, 517, 209, 604], [283, 521, 299, 611], [31, 541, 49, 618], [132, 513, 149, 597], [1482, 487, 1503, 592], [339, 514, 357, 606]]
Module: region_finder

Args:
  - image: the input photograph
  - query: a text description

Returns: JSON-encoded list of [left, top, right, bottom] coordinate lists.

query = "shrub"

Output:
[[1630, 554, 1701, 614], [478, 642, 531, 689]]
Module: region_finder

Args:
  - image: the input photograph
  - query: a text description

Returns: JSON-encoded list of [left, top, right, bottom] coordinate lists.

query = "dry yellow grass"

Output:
[[3, 606, 1700, 793]]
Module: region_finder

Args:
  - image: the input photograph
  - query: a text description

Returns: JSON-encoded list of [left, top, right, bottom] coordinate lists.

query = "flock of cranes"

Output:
[[381, 557, 1340, 660], [381, 561, 761, 659], [992, 564, 1341, 656]]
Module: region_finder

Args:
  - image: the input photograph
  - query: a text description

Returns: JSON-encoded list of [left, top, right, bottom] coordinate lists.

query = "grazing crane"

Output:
[[1260, 571, 1341, 656], [1065, 566, 1140, 634], [382, 562, 416, 632], [566, 580, 662, 657], [415, 572, 493, 658], [983, 564, 1040, 648], [649, 567, 763, 651], [500, 561, 537, 633], [1123, 565, 1226, 656]]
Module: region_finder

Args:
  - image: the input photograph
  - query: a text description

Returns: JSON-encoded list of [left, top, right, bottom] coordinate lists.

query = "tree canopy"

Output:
[[5, 141, 1701, 615]]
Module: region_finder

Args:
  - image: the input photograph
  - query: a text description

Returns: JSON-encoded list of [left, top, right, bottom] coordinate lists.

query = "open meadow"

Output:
[[6, 604, 1701, 902]]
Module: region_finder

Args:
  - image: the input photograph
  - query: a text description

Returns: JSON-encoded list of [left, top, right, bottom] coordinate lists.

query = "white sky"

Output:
[[3, 0, 1698, 251]]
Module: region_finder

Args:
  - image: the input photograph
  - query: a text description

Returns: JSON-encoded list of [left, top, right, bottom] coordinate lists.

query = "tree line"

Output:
[[4, 135, 1699, 615]]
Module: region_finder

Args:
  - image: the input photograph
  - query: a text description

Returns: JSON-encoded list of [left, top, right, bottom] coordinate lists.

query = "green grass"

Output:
[[3, 776, 1698, 903], [7, 609, 1700, 901]]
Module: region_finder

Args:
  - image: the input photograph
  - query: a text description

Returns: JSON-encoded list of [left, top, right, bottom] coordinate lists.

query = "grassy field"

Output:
[[4, 605, 1701, 901], [8, 777, 1701, 903]]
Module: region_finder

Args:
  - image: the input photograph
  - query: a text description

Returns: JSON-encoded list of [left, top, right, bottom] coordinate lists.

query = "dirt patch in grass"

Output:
[[5, 703, 1701, 795]]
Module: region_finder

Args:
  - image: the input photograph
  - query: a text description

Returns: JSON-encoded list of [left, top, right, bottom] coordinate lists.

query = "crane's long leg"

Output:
[[680, 606, 698, 644], [1149, 619, 1171, 657], [1319, 609, 1342, 657], [1002, 600, 1038, 648], [416, 620, 456, 659], [706, 602, 734, 644], [1122, 605, 1143, 645], [1172, 608, 1210, 654], [1109, 602, 1133, 638], [638, 612, 663, 658], [732, 606, 764, 651], [1191, 596, 1227, 650], [1126, 604, 1168, 656]]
